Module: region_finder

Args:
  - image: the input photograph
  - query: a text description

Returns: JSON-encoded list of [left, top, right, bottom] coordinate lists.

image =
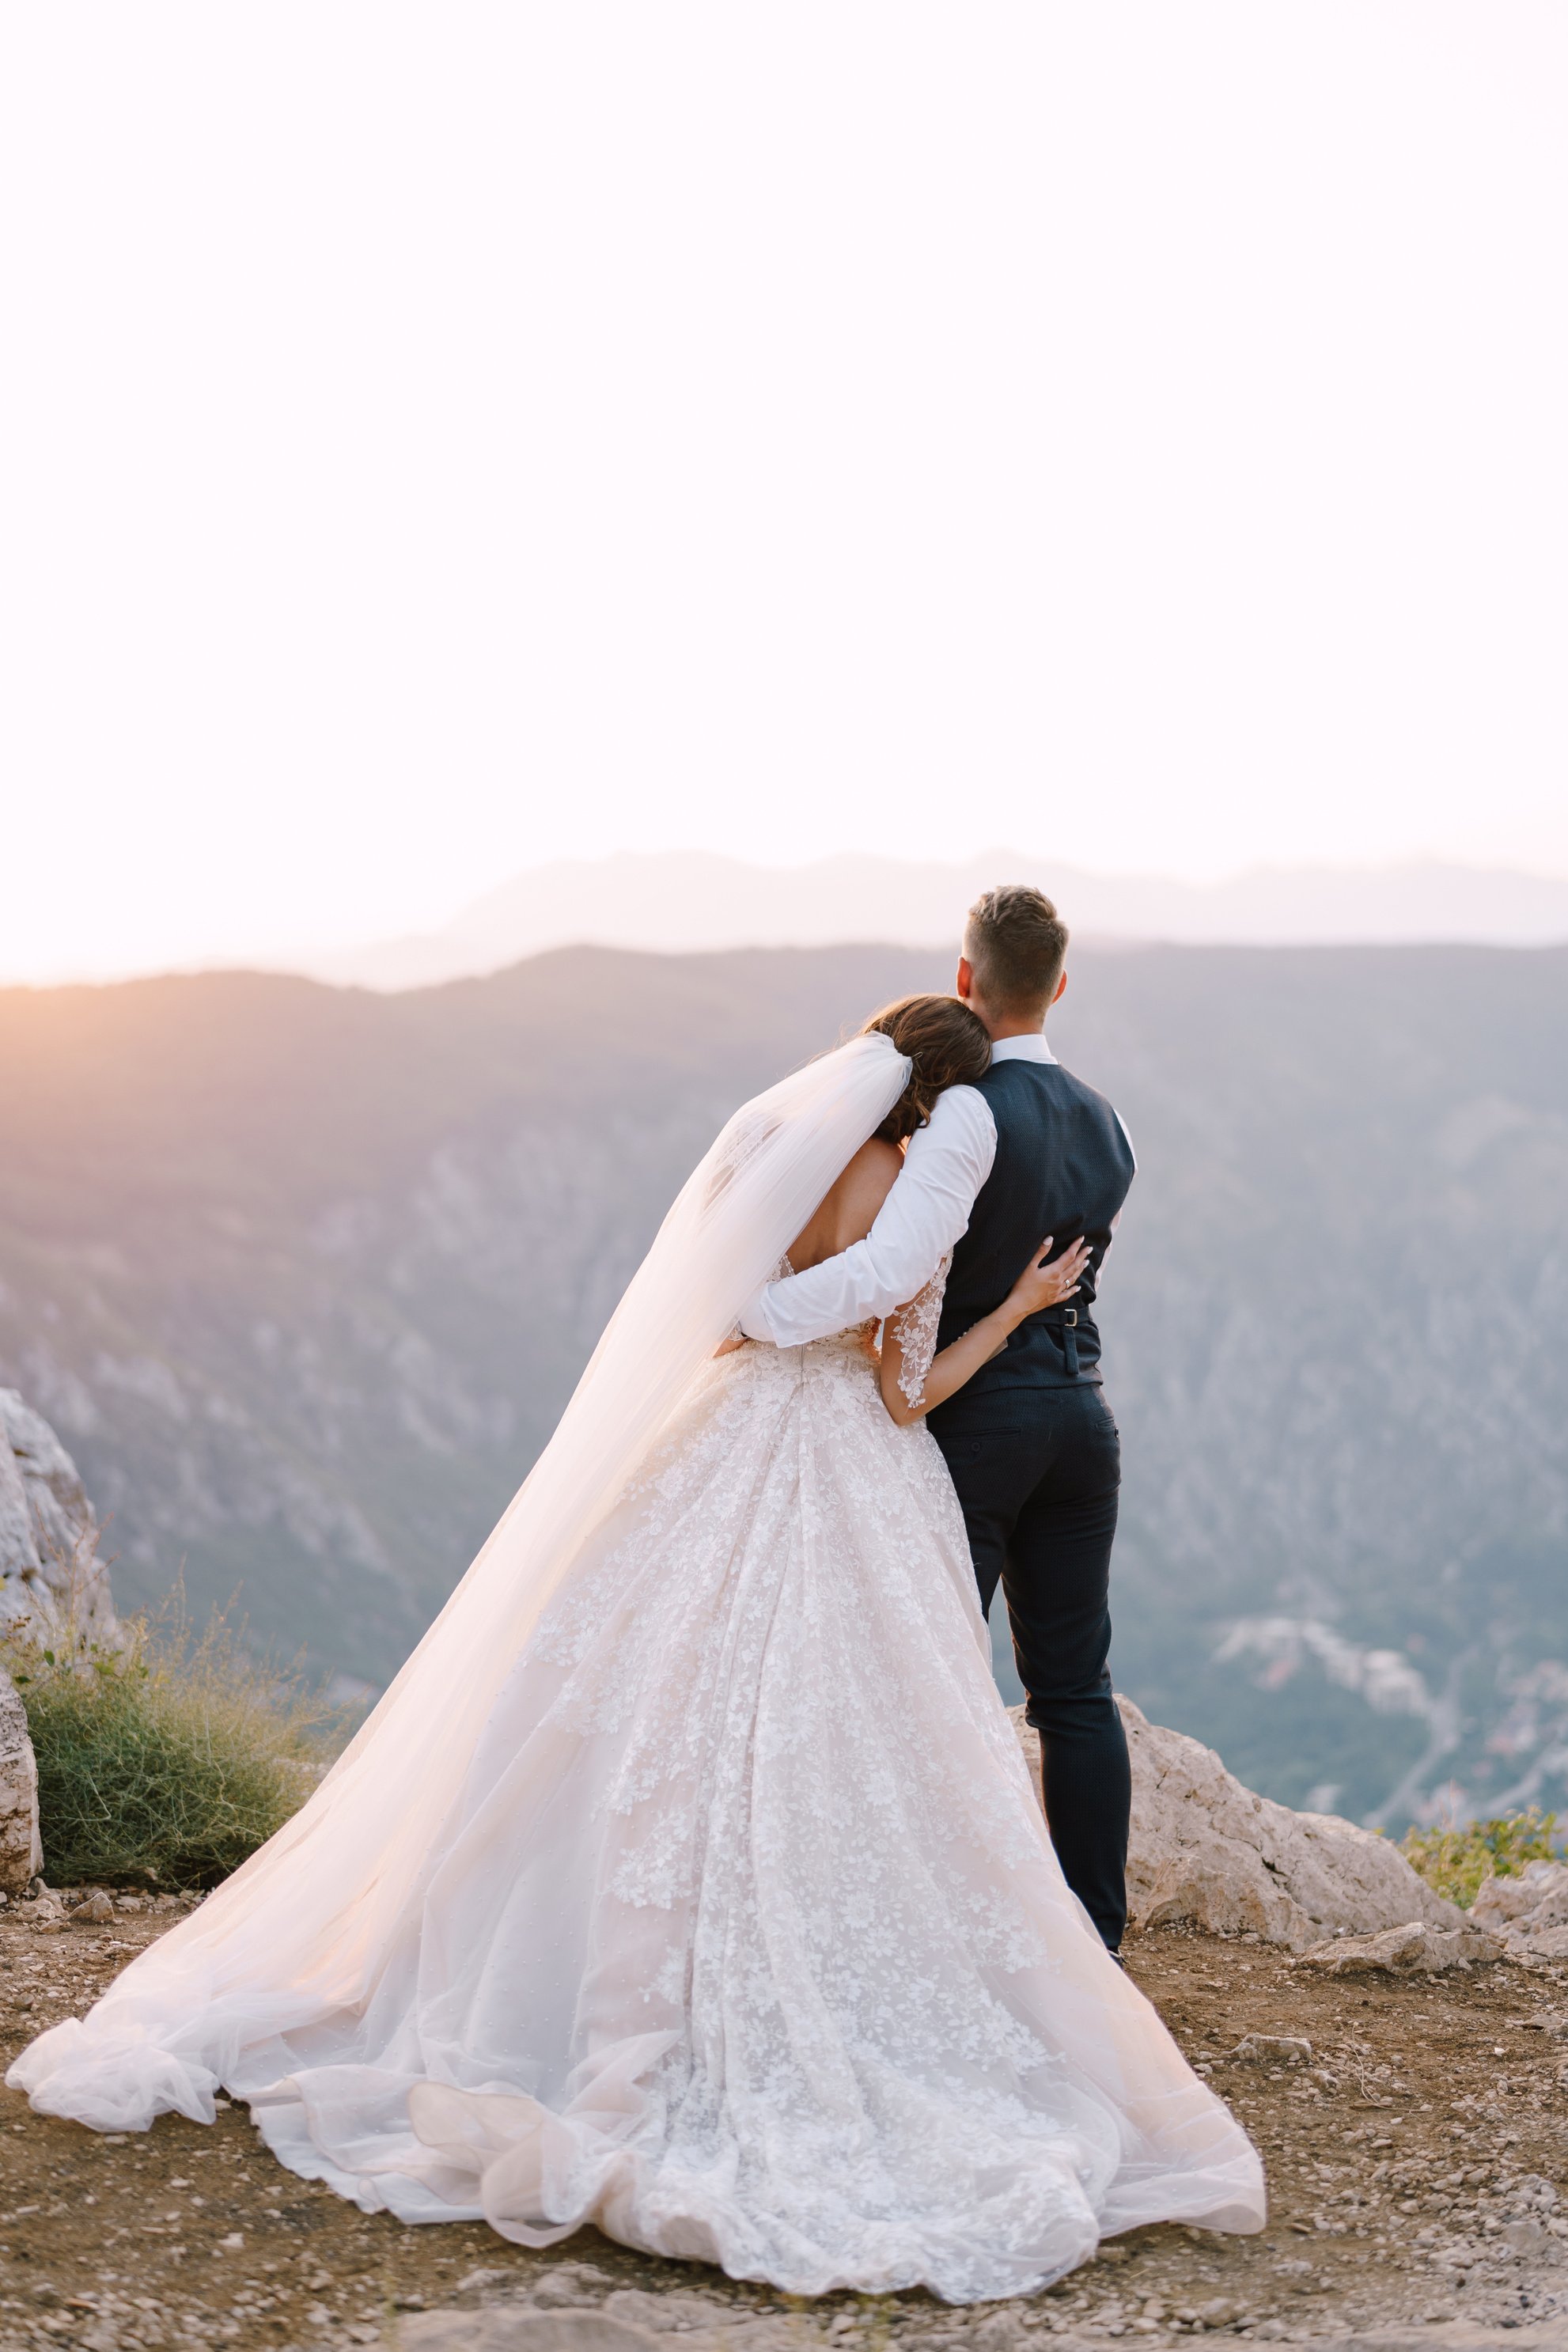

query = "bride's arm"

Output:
[[878, 1236, 1093, 1427]]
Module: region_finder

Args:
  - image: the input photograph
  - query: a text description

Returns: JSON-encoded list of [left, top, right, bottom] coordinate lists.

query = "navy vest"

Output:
[[931, 1058, 1135, 1399]]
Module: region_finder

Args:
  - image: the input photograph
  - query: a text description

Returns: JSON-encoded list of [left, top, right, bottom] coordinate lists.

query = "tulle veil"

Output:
[[11, 1032, 912, 2127]]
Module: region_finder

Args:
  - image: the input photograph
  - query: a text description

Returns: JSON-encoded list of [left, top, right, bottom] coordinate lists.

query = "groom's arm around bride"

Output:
[[744, 885, 1138, 1955]]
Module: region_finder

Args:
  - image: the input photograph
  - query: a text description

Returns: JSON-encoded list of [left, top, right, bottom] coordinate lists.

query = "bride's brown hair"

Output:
[[860, 995, 991, 1144]]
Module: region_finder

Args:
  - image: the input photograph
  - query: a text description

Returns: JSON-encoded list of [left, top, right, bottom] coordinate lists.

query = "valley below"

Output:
[[1, 941, 1565, 1828]]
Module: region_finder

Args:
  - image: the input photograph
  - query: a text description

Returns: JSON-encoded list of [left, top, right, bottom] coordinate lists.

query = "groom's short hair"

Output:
[[964, 884, 1069, 1012]]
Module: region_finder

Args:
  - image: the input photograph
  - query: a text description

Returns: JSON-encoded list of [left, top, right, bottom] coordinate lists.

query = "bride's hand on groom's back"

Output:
[[1005, 1235, 1091, 1320]]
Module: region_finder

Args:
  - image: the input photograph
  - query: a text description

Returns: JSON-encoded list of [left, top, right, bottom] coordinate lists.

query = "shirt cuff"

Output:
[[737, 1282, 778, 1344]]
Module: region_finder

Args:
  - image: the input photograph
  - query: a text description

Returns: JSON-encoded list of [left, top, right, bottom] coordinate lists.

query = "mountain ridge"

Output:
[[305, 854, 1568, 990], [15, 856, 1566, 993], [1, 940, 1563, 1829]]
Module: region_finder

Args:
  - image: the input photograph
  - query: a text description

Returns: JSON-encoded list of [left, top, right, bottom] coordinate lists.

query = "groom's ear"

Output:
[[1052, 968, 1068, 1006], [956, 955, 975, 1004]]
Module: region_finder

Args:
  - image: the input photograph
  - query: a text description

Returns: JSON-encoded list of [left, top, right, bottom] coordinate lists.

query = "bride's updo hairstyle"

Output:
[[860, 994, 991, 1144]]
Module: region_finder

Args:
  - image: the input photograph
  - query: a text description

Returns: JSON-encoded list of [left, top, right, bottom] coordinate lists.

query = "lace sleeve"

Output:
[[888, 1251, 952, 1411]]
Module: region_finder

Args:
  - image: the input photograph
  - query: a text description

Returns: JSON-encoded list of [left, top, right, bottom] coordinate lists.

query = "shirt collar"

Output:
[[988, 1032, 1057, 1066]]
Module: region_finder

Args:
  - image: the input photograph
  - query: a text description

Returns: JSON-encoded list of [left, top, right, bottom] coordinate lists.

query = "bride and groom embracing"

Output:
[[13, 885, 1264, 2302]]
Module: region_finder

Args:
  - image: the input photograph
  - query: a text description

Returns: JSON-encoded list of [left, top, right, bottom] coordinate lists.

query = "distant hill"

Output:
[[301, 854, 1568, 990], [1, 941, 1564, 1830]]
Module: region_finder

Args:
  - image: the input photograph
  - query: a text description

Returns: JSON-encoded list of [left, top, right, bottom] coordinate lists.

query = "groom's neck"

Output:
[[956, 956, 1066, 1043], [964, 994, 1049, 1044]]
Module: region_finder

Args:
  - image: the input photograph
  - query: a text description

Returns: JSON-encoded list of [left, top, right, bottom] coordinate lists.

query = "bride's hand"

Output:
[[1004, 1235, 1092, 1320]]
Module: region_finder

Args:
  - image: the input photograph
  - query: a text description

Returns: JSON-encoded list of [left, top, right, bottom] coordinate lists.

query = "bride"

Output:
[[11, 998, 1263, 2304]]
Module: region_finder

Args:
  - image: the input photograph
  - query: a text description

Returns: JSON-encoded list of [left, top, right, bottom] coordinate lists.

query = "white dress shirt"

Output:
[[739, 1032, 1061, 1349]]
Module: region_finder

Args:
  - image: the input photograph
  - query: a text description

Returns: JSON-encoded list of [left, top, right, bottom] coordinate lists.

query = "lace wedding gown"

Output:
[[13, 1040, 1263, 2303]]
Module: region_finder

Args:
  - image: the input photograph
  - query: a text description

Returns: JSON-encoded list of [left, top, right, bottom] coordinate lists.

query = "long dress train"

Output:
[[12, 1036, 1263, 2303], [16, 1320, 1262, 2301]]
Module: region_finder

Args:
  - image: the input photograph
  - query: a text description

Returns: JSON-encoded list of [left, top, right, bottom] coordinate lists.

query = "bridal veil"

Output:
[[11, 1034, 913, 2131]]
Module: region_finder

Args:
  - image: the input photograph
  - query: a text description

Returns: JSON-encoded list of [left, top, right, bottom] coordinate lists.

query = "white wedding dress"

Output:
[[12, 1037, 1263, 2303]]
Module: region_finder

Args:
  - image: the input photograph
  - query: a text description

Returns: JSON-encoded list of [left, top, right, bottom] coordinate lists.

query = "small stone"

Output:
[[970, 2318, 1027, 2352], [74, 1890, 115, 1924], [601, 2290, 725, 2331], [1229, 2034, 1312, 2066], [528, 2267, 617, 2310]]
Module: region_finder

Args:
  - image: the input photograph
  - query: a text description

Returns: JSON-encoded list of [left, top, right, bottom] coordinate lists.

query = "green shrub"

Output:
[[4, 1605, 347, 1891], [1399, 1807, 1562, 1910]]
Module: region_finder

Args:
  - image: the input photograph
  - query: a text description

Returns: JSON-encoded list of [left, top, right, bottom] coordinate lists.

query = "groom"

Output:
[[740, 884, 1137, 1952]]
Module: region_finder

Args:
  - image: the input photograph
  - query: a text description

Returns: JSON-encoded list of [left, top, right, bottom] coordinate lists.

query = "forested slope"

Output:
[[2, 942, 1563, 1826]]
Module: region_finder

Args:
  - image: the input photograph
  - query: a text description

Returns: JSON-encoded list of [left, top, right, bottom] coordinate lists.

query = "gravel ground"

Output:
[[1, 1899, 1565, 2350]]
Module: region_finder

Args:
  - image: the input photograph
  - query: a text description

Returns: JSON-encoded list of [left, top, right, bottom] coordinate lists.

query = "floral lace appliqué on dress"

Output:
[[26, 1301, 1264, 2304], [235, 1310, 1263, 2296], [888, 1250, 953, 1411]]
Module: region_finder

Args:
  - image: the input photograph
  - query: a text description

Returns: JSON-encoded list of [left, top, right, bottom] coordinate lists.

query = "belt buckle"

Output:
[[1062, 1309, 1078, 1327]]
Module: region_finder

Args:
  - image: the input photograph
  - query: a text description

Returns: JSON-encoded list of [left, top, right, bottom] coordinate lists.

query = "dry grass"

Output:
[[1400, 1805, 1562, 1909], [3, 1600, 346, 1890]]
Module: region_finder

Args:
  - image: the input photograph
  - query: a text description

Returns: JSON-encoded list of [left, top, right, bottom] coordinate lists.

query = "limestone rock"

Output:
[[1511, 1922, 1568, 1959], [1292, 1920, 1502, 1976], [601, 2294, 729, 2333], [1230, 2032, 1312, 2065], [1472, 1858, 1568, 1958], [1471, 1860, 1568, 1927], [0, 1388, 119, 1646], [0, 1665, 43, 1896], [1316, 2335, 1568, 2350], [1012, 1699, 1469, 1950], [400, 2318, 658, 2352]]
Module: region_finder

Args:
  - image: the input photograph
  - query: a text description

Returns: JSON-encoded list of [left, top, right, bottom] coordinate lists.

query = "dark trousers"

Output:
[[928, 1381, 1131, 1951]]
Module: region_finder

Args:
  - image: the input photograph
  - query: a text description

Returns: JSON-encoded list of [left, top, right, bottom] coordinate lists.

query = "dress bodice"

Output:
[[721, 1252, 950, 1408]]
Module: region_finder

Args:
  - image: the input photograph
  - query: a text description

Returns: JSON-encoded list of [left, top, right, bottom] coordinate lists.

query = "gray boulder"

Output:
[[0, 1388, 119, 1895], [1472, 1858, 1568, 1957], [399, 2320, 659, 2352], [0, 1387, 119, 1646], [1013, 1697, 1468, 1950], [1292, 1919, 1502, 1975], [0, 1665, 43, 1894]]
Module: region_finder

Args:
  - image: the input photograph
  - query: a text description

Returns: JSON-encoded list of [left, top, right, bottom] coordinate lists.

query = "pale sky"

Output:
[[2, 4, 1566, 983]]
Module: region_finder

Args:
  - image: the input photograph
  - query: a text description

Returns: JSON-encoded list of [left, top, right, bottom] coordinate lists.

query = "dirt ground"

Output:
[[1, 1898, 1566, 2351]]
